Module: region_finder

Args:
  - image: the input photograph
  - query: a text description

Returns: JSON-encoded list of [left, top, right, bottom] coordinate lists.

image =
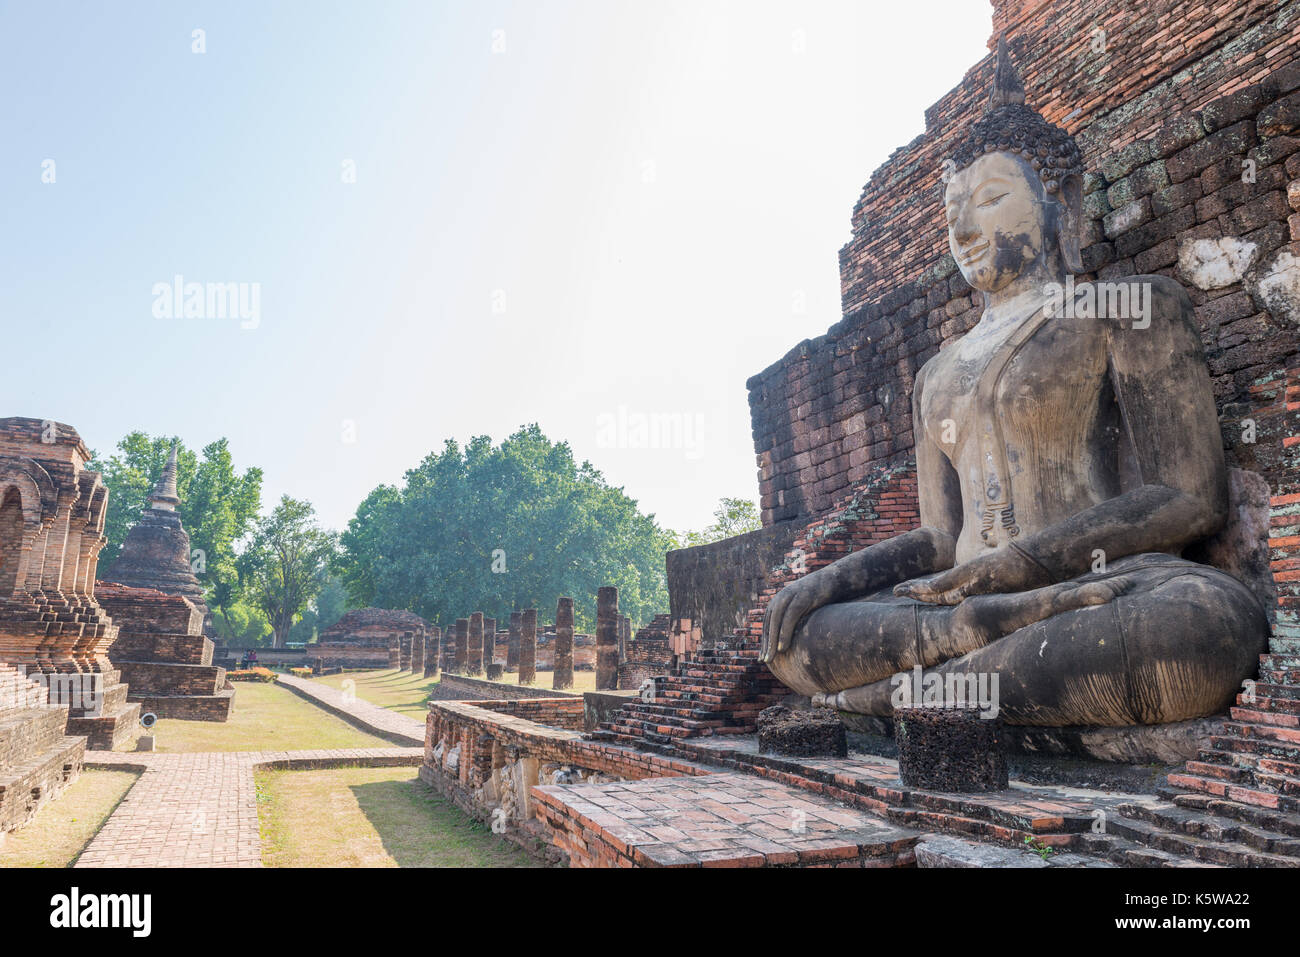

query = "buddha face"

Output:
[[944, 151, 1054, 293]]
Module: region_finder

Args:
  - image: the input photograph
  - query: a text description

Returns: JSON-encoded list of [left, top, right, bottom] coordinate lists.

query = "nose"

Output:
[[952, 207, 980, 247]]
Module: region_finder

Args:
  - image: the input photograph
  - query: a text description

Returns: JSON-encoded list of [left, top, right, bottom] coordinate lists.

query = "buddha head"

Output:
[[944, 37, 1084, 294]]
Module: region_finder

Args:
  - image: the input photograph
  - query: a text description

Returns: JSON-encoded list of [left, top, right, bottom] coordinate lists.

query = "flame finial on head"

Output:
[[949, 33, 1084, 195], [987, 34, 1025, 109]]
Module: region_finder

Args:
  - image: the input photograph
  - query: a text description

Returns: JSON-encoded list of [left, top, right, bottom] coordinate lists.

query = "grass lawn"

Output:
[[256, 766, 540, 867], [0, 769, 139, 868], [313, 669, 441, 718], [312, 667, 595, 720], [148, 680, 395, 752]]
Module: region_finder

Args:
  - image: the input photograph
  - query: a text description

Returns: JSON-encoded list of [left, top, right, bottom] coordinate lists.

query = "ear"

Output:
[[1057, 172, 1084, 273]]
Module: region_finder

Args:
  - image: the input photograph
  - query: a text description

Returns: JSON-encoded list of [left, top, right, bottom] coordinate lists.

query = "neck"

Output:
[[982, 257, 1064, 314]]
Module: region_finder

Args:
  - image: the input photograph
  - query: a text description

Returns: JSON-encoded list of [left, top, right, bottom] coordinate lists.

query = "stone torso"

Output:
[[919, 301, 1128, 564]]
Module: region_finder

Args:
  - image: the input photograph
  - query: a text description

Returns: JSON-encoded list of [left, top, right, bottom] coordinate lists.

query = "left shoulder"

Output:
[[1103, 273, 1196, 336]]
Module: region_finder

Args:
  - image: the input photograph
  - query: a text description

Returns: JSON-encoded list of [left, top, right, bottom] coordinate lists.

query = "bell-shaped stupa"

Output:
[[102, 444, 212, 631]]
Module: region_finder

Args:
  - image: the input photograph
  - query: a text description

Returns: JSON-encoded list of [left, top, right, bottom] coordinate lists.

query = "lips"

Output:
[[960, 241, 990, 266]]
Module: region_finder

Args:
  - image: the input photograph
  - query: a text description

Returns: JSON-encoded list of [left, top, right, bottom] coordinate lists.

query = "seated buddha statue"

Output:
[[759, 39, 1269, 728]]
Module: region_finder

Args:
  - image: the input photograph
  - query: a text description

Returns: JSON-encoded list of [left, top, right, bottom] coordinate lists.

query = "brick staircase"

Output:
[[590, 638, 787, 746], [1073, 649, 1300, 867]]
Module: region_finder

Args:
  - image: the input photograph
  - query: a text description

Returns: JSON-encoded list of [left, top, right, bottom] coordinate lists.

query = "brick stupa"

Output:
[[97, 445, 233, 721], [314, 608, 431, 670], [101, 444, 212, 632], [0, 417, 141, 766]]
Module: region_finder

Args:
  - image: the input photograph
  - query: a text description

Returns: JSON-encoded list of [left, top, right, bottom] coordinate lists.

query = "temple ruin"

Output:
[[0, 417, 140, 754]]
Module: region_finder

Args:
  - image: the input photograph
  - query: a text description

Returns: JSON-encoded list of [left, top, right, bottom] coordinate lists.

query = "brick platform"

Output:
[[78, 747, 422, 868], [533, 771, 920, 867]]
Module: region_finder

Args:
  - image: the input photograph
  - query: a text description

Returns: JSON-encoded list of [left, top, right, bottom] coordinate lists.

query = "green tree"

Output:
[[244, 496, 337, 647], [336, 425, 674, 631], [286, 574, 349, 644], [677, 497, 762, 548], [90, 434, 263, 606]]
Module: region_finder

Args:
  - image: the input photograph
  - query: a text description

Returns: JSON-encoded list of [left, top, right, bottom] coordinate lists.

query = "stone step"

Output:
[[1238, 694, 1300, 714], [1260, 654, 1300, 671], [1171, 793, 1300, 838], [1074, 831, 1221, 868], [1209, 734, 1300, 763], [1254, 770, 1300, 797], [1117, 802, 1300, 858], [1230, 707, 1300, 728], [1167, 772, 1300, 812], [0, 706, 68, 766], [1184, 760, 1249, 782], [1258, 669, 1300, 685], [1224, 721, 1300, 744], [1106, 813, 1299, 867], [1254, 682, 1300, 701]]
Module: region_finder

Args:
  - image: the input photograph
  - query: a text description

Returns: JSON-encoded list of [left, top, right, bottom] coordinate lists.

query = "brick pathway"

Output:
[[533, 772, 920, 867], [77, 747, 423, 867], [276, 674, 426, 746]]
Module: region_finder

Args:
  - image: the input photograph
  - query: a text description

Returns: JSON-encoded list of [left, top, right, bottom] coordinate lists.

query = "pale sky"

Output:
[[2, 0, 990, 535]]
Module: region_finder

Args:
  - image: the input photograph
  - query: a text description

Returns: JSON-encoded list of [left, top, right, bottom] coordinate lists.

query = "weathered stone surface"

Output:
[[468, 612, 484, 677], [761, 42, 1270, 736], [314, 607, 430, 671], [553, 598, 574, 691], [896, 708, 1007, 793], [1003, 717, 1225, 765], [1178, 237, 1258, 289], [595, 586, 618, 691], [98, 581, 232, 722], [0, 418, 139, 751], [519, 608, 537, 685], [757, 705, 847, 758]]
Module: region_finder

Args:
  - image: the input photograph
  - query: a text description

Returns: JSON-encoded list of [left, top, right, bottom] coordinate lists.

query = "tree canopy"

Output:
[[242, 496, 338, 647], [677, 497, 762, 548], [335, 424, 674, 631]]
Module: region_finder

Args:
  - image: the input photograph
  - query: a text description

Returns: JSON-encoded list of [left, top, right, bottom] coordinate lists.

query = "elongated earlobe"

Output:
[[1058, 172, 1084, 274]]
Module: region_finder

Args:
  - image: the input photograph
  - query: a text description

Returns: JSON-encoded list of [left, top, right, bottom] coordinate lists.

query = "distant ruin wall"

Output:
[[665, 523, 801, 642]]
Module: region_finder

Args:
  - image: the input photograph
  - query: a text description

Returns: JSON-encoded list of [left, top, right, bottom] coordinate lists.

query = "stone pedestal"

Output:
[[553, 599, 574, 691], [757, 706, 847, 758], [895, 708, 1007, 793], [98, 583, 233, 722]]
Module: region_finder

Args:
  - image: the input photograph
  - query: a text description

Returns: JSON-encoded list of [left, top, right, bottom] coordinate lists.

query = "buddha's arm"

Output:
[[903, 277, 1227, 605], [761, 368, 958, 659], [1015, 276, 1228, 578]]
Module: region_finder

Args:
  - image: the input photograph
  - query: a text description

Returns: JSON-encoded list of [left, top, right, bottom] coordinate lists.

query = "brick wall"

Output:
[[427, 673, 580, 702], [749, 0, 1300, 529]]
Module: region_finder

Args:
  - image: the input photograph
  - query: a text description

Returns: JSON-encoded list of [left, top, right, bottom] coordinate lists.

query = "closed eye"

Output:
[[977, 192, 1008, 208]]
